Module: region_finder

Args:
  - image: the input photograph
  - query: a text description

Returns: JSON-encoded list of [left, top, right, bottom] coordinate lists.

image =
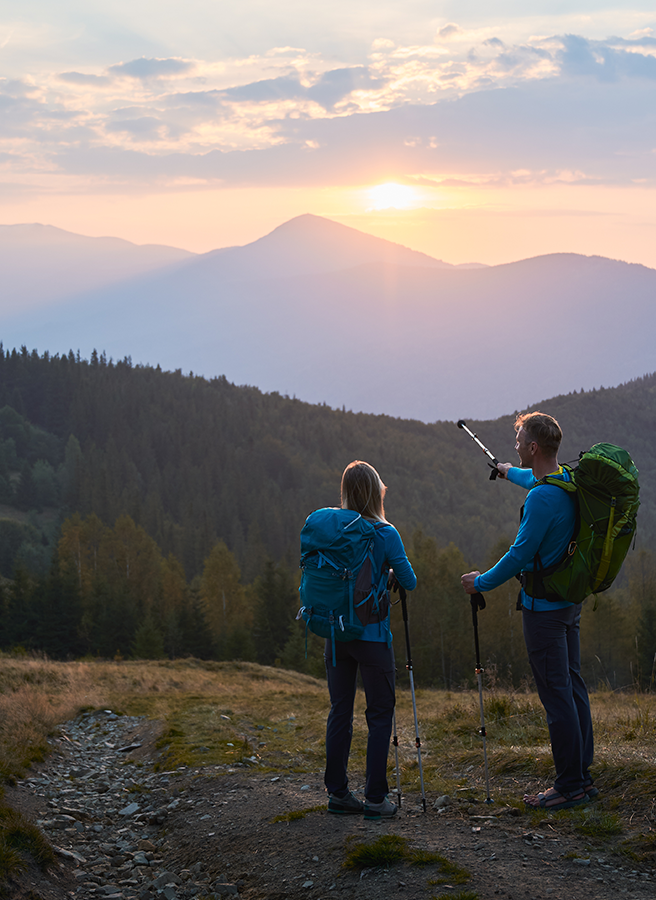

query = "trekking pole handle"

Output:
[[457, 420, 500, 480], [471, 591, 486, 612]]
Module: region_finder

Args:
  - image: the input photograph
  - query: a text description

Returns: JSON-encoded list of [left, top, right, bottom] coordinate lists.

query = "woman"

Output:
[[317, 460, 416, 819]]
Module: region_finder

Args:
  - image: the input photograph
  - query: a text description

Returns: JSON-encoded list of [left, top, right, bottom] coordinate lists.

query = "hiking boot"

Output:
[[364, 797, 398, 820], [328, 791, 364, 814]]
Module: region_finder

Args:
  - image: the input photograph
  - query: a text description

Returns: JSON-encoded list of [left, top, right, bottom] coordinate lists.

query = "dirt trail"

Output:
[[4, 710, 655, 900]]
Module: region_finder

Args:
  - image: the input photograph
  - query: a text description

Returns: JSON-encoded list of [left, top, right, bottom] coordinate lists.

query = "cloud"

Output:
[[0, 78, 41, 98], [560, 34, 656, 82], [307, 67, 387, 109], [220, 74, 306, 103], [50, 69, 656, 189], [0, 79, 92, 142], [105, 116, 169, 139], [616, 32, 656, 46], [182, 66, 387, 111], [436, 24, 463, 41], [108, 57, 194, 80], [5, 29, 656, 192], [58, 72, 112, 86], [164, 89, 223, 109], [0, 94, 44, 136]]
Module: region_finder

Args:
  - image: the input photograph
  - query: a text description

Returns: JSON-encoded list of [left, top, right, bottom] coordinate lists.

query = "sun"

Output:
[[368, 182, 419, 210]]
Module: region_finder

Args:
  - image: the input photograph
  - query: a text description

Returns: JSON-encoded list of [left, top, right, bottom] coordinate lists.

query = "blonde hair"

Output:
[[340, 460, 387, 522]]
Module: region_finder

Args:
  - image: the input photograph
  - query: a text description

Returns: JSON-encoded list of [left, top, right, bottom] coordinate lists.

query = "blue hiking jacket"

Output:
[[363, 521, 416, 640], [474, 466, 576, 611]]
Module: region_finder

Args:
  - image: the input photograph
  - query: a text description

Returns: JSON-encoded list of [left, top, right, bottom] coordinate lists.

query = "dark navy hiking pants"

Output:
[[522, 603, 594, 795], [324, 639, 395, 803]]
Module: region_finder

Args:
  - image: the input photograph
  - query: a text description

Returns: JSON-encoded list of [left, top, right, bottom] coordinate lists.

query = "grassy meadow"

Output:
[[1, 653, 656, 881]]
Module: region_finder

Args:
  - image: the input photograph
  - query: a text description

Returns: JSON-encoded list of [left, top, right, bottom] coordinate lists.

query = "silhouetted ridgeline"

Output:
[[0, 346, 654, 686]]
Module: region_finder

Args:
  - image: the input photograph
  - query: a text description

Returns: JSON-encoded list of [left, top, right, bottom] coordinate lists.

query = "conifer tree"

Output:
[[200, 541, 252, 659], [33, 558, 84, 658], [1, 564, 35, 650], [13, 460, 38, 511], [159, 553, 189, 659], [252, 559, 297, 666], [131, 613, 166, 659]]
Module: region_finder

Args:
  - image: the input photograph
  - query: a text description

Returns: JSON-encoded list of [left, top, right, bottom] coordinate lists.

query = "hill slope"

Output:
[[0, 350, 653, 581], [1, 353, 653, 682]]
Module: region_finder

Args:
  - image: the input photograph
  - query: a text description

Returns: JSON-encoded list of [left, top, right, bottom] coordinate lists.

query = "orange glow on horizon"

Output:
[[2, 182, 656, 271]]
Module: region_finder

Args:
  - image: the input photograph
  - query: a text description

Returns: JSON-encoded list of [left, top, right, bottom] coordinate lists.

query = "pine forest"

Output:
[[1, 345, 655, 691]]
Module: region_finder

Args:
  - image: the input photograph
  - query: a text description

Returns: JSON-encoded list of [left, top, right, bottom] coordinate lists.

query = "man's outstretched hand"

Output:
[[461, 571, 480, 595]]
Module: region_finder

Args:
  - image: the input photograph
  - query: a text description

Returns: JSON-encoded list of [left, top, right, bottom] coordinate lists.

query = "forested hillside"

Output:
[[0, 346, 654, 688]]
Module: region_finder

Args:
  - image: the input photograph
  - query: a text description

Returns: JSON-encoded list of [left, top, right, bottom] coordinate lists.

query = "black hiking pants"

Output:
[[324, 639, 395, 803], [523, 603, 594, 795]]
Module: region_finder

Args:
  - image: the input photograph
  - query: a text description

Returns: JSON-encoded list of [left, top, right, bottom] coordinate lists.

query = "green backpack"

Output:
[[520, 443, 640, 606]]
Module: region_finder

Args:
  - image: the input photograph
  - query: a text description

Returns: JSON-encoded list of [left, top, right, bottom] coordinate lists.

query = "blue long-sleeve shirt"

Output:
[[363, 522, 416, 640], [474, 466, 576, 611]]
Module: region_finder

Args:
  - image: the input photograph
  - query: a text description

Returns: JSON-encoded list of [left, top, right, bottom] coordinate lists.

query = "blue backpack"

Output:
[[297, 508, 390, 664]]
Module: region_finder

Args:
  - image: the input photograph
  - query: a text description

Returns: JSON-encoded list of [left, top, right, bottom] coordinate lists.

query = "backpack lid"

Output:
[[300, 507, 377, 566], [577, 443, 640, 502]]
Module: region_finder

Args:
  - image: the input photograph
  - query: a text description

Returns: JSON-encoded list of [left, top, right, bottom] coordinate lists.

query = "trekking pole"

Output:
[[392, 710, 402, 808], [471, 592, 492, 804], [399, 586, 427, 812], [457, 420, 500, 480]]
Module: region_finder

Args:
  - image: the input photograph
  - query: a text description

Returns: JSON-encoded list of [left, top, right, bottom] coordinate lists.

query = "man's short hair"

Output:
[[514, 412, 562, 455]]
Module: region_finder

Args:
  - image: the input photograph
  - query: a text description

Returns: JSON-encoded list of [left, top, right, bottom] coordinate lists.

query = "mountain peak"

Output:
[[258, 213, 449, 266], [196, 213, 451, 280]]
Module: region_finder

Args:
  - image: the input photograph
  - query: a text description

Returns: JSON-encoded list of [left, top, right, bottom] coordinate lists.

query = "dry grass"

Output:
[[0, 657, 103, 782], [0, 654, 655, 859]]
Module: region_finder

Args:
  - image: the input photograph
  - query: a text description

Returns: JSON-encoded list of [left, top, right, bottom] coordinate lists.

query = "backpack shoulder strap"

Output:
[[517, 464, 579, 601], [529, 464, 577, 494]]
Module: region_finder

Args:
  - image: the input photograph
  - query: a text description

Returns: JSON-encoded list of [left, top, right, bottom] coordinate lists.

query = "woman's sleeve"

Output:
[[383, 526, 417, 591]]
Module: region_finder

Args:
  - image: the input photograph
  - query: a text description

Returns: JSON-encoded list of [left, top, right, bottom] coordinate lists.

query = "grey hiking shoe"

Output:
[[364, 797, 398, 820], [328, 791, 364, 814]]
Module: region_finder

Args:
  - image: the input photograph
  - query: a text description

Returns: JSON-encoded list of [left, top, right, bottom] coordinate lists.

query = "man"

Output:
[[461, 412, 595, 810]]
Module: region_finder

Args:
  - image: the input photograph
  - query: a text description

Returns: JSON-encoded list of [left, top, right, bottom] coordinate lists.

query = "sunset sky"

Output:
[[2, 2, 656, 265]]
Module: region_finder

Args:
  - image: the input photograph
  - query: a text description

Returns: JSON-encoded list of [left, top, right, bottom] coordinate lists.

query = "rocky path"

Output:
[[5, 710, 656, 900]]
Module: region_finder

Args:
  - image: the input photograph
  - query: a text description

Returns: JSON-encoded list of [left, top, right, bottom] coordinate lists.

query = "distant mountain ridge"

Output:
[[0, 223, 194, 314], [1, 215, 655, 421], [0, 214, 452, 312]]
